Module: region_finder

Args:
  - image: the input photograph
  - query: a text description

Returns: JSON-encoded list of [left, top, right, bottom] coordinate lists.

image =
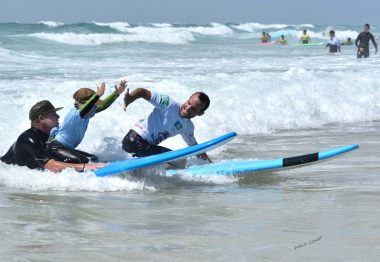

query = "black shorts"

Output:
[[122, 129, 171, 157], [47, 140, 98, 164], [357, 47, 370, 58]]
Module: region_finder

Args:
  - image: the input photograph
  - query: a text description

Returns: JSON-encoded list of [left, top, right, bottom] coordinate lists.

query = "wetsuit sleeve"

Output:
[[95, 91, 118, 113], [370, 33, 378, 49], [79, 93, 99, 118], [149, 92, 174, 111], [354, 33, 361, 48]]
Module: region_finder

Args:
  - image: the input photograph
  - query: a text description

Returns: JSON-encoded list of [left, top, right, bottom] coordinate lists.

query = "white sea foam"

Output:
[[0, 163, 152, 192], [93, 21, 131, 32], [38, 21, 64, 27], [28, 31, 194, 45], [187, 23, 233, 35], [150, 23, 173, 27], [232, 23, 289, 32]]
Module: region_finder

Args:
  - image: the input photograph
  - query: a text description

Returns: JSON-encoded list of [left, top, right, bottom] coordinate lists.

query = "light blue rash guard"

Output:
[[50, 107, 92, 148], [50, 92, 118, 149]]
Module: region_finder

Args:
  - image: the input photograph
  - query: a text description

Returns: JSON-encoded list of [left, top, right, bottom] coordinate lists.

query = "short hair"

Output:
[[364, 23, 370, 29], [329, 30, 335, 34], [192, 92, 210, 112]]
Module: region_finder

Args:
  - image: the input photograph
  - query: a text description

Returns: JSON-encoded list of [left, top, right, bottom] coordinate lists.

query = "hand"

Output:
[[97, 82, 106, 97], [197, 152, 212, 163], [115, 79, 127, 96], [123, 88, 134, 111]]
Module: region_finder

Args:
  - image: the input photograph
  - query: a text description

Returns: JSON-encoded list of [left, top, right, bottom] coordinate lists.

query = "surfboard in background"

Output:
[[94, 132, 237, 177], [166, 144, 359, 176], [256, 41, 277, 45], [290, 42, 325, 46]]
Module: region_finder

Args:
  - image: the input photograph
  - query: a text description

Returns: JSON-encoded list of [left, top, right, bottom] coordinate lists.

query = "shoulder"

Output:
[[152, 92, 176, 107], [16, 128, 40, 145]]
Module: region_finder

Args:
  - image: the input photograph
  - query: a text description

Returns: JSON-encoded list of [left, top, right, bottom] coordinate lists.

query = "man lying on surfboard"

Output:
[[121, 86, 212, 164]]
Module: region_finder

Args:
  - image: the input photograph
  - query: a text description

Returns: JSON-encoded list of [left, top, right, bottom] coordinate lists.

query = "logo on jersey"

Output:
[[174, 121, 183, 130], [159, 95, 170, 106]]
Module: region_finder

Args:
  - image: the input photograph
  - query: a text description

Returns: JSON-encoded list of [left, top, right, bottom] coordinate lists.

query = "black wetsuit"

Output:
[[47, 140, 97, 164], [122, 129, 171, 157], [1, 128, 50, 170], [355, 32, 377, 58]]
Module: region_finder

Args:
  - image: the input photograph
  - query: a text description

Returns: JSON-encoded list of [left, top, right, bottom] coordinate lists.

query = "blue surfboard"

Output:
[[166, 144, 359, 176], [95, 132, 237, 177]]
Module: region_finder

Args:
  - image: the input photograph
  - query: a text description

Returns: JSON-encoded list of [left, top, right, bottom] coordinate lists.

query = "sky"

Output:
[[1, 0, 380, 25]]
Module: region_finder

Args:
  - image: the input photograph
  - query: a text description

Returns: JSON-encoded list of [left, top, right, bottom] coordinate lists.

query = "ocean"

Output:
[[0, 21, 379, 261]]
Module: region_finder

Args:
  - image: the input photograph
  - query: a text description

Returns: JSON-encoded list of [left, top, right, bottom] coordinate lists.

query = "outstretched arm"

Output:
[[80, 82, 105, 117], [44, 159, 106, 173], [123, 87, 152, 111], [96, 79, 128, 113]]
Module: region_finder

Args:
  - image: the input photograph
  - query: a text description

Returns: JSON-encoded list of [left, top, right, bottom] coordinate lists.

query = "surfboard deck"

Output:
[[290, 42, 325, 46], [256, 41, 277, 45], [94, 132, 237, 177], [166, 144, 359, 176]]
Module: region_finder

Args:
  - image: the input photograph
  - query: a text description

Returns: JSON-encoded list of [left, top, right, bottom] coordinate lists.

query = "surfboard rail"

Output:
[[166, 144, 359, 176]]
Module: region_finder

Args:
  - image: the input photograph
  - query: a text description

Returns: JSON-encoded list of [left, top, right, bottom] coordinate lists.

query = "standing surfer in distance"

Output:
[[300, 29, 311, 44], [278, 35, 287, 45], [326, 30, 341, 53], [260, 32, 272, 43], [355, 23, 378, 58]]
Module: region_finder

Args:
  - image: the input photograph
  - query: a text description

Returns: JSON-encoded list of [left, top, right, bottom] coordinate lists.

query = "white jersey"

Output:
[[134, 92, 197, 146], [328, 36, 341, 46]]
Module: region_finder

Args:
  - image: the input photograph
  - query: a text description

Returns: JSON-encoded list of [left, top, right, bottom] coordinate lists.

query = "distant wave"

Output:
[[28, 31, 194, 45], [93, 22, 131, 32], [231, 23, 316, 33], [38, 21, 64, 27], [150, 23, 173, 28]]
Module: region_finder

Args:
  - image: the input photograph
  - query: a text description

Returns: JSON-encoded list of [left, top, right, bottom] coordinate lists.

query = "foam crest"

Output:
[[187, 23, 233, 35], [232, 23, 289, 32], [0, 163, 152, 192], [150, 23, 173, 27], [93, 22, 131, 32], [28, 31, 194, 45], [38, 21, 64, 27]]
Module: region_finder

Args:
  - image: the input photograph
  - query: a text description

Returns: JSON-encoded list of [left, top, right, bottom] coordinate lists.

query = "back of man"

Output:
[[1, 128, 50, 169]]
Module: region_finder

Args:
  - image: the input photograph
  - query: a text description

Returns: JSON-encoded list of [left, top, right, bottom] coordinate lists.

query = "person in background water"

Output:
[[48, 80, 127, 164], [121, 87, 212, 164], [278, 34, 287, 45], [260, 32, 272, 43], [355, 23, 378, 58], [341, 37, 353, 45], [326, 30, 341, 53], [300, 29, 311, 44], [0, 100, 105, 172]]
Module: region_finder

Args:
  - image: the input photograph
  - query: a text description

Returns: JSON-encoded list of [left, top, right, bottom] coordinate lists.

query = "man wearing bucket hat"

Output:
[[1, 100, 105, 172], [48, 80, 126, 164]]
